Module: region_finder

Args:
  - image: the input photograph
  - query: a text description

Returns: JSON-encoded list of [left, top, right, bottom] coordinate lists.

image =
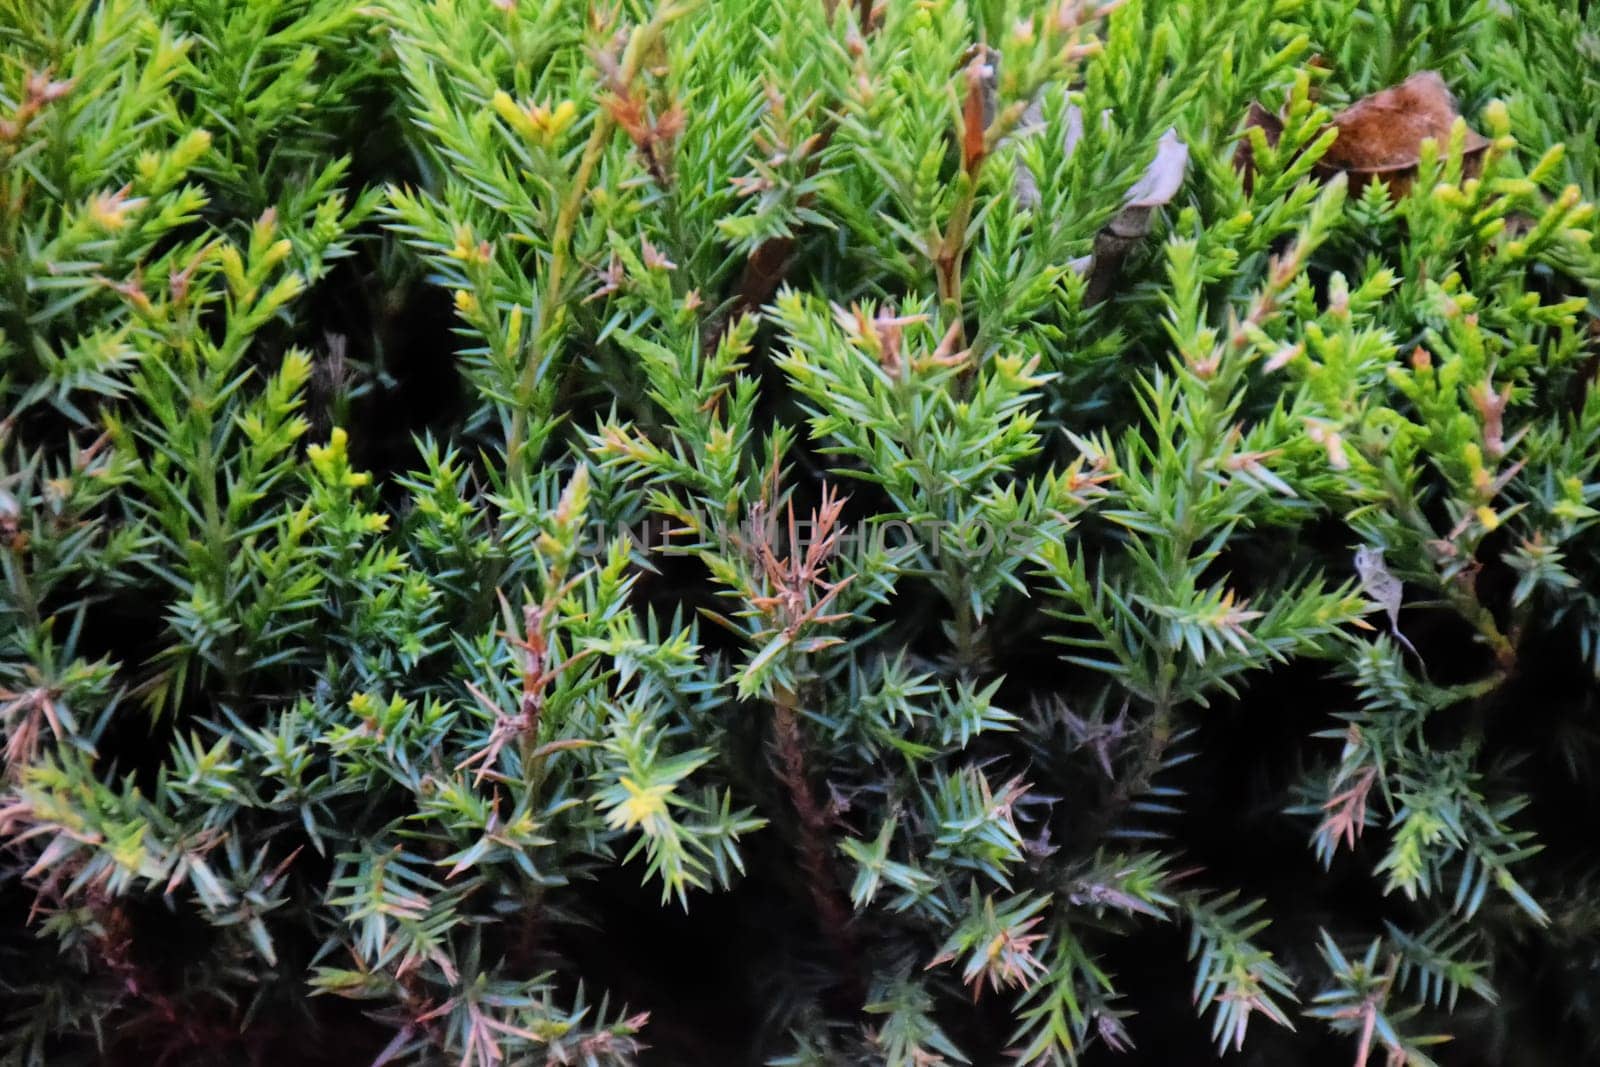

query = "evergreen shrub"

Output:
[[5, 0, 1600, 1063]]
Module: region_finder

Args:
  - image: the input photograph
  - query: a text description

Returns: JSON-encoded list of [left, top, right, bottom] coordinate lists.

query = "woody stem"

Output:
[[771, 683, 862, 1003]]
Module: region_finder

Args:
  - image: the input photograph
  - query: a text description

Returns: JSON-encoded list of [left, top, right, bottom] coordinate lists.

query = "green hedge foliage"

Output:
[[5, 0, 1600, 1064]]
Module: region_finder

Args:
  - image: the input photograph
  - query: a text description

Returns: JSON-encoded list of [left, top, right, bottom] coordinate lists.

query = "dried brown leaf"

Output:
[[1232, 101, 1284, 194], [1321, 71, 1487, 179], [1235, 71, 1489, 197]]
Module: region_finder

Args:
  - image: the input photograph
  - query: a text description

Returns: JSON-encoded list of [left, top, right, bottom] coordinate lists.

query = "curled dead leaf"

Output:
[[1084, 127, 1187, 303], [1009, 88, 1188, 302], [1235, 70, 1489, 198], [1319, 71, 1488, 194], [1112, 127, 1188, 227], [1231, 102, 1283, 195], [961, 52, 994, 174]]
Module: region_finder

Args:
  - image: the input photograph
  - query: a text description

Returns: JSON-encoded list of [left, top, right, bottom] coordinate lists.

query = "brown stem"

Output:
[[771, 683, 863, 1003], [855, 0, 874, 33], [934, 184, 974, 316], [725, 232, 799, 329]]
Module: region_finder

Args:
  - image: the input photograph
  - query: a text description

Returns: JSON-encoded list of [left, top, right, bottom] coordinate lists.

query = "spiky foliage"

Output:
[[6, 0, 1600, 1065]]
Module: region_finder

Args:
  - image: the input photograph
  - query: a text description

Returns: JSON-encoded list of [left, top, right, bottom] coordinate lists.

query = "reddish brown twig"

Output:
[[771, 682, 863, 1004]]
